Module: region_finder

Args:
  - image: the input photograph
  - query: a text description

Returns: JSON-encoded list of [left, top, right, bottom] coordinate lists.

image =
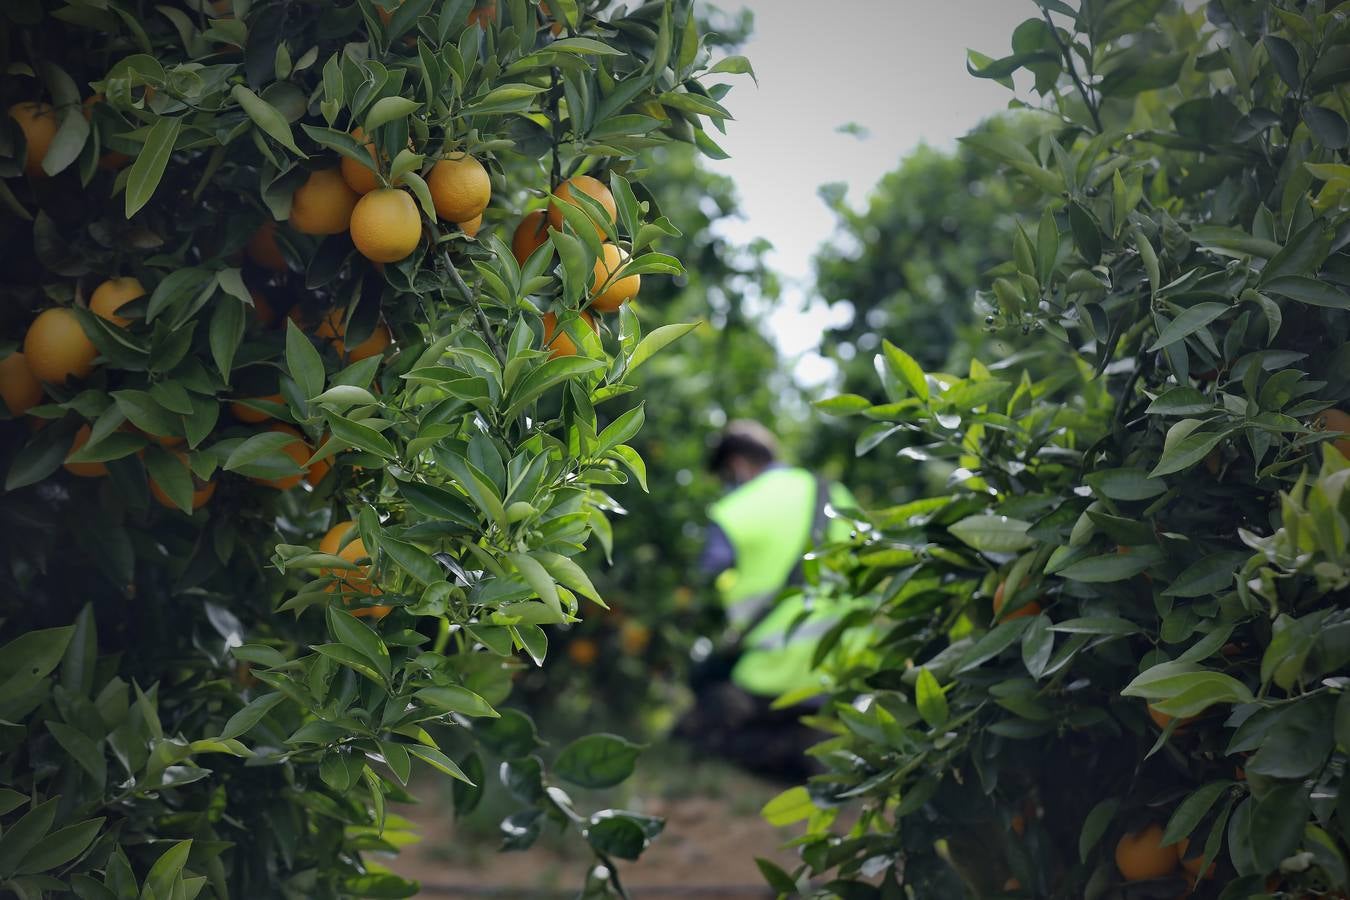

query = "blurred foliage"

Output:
[[766, 1, 1350, 898]]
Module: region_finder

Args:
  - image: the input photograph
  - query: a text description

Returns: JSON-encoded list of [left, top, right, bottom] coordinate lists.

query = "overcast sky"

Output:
[[704, 0, 1034, 385]]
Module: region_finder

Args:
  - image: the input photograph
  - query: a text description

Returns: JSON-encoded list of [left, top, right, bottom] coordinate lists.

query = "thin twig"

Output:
[[443, 250, 505, 365], [1042, 9, 1103, 134]]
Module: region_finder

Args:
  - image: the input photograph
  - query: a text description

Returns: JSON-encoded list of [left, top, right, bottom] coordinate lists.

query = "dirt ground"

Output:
[[385, 754, 802, 899]]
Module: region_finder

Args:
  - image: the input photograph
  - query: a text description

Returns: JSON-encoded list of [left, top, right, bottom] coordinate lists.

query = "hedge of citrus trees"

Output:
[[762, 2, 1350, 898], [0, 0, 746, 895]]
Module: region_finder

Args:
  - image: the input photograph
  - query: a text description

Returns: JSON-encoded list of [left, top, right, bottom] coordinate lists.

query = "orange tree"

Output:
[[0, 0, 746, 896], [761, 2, 1350, 898]]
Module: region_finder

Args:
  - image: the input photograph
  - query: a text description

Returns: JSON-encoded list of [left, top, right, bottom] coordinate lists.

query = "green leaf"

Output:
[[1147, 302, 1229, 352], [1121, 662, 1254, 716], [1085, 467, 1167, 500], [326, 607, 391, 682], [955, 620, 1030, 673], [626, 322, 699, 375], [414, 685, 498, 718], [285, 319, 325, 405], [379, 537, 441, 586], [1079, 798, 1120, 862], [1262, 275, 1350, 309], [406, 744, 474, 784], [948, 515, 1035, 552], [364, 96, 421, 132], [1150, 429, 1229, 477], [125, 116, 182, 217], [222, 431, 304, 478], [915, 667, 949, 727], [327, 413, 397, 460], [1048, 616, 1140, 636], [209, 294, 246, 379], [232, 85, 306, 156], [0, 799, 58, 880], [46, 720, 105, 786], [141, 839, 192, 900], [15, 817, 105, 875], [1162, 782, 1231, 847], [220, 692, 285, 740], [760, 785, 813, 826], [882, 340, 929, 402], [506, 552, 561, 620], [554, 733, 643, 789], [585, 815, 647, 861]]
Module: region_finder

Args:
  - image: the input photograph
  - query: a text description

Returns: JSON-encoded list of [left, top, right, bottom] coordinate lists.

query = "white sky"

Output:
[[706, 0, 1033, 386]]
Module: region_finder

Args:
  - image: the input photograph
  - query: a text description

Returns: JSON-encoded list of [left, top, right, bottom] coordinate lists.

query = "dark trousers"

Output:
[[674, 675, 825, 783]]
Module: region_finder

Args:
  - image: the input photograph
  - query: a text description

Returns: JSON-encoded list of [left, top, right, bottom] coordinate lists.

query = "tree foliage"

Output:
[[0, 0, 745, 896], [774, 2, 1350, 898]]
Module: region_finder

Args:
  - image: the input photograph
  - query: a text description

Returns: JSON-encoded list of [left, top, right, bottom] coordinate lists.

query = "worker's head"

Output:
[[707, 420, 780, 487]]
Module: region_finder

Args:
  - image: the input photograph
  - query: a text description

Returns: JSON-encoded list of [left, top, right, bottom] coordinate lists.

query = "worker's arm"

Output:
[[698, 522, 736, 577]]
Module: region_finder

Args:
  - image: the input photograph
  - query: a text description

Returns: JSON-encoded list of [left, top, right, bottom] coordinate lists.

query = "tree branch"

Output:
[[1043, 9, 1103, 134]]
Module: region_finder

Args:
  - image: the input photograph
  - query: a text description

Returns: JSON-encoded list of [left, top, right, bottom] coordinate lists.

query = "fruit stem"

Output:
[[442, 249, 505, 365]]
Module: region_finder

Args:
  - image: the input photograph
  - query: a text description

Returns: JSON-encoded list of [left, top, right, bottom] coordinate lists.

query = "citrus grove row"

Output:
[[0, 0, 746, 896], [760, 2, 1350, 899]]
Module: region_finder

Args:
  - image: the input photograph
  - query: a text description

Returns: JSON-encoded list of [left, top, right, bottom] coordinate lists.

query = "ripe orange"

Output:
[[230, 393, 284, 423], [590, 243, 640, 312], [540, 1, 564, 35], [1314, 408, 1350, 458], [467, 2, 497, 28], [567, 637, 598, 666], [620, 620, 651, 656], [549, 174, 616, 234], [315, 310, 393, 362], [1115, 824, 1179, 881], [24, 309, 98, 384], [252, 424, 311, 490], [1002, 878, 1021, 892], [459, 214, 483, 238], [246, 221, 289, 271], [541, 311, 596, 359], [9, 102, 58, 177], [350, 188, 422, 263], [63, 424, 108, 478], [1147, 704, 1197, 733], [0, 353, 42, 417], [90, 277, 145, 327], [1176, 838, 1216, 882], [289, 168, 359, 235], [320, 521, 388, 616], [993, 578, 1040, 622], [149, 452, 216, 511], [249, 290, 277, 328], [512, 210, 550, 264], [340, 127, 381, 195], [428, 154, 491, 223]]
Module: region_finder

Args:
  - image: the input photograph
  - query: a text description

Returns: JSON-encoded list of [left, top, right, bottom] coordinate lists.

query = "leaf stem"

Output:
[[1043, 9, 1103, 134]]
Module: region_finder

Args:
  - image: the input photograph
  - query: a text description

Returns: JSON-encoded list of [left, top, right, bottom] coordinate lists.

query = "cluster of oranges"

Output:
[[509, 174, 641, 360], [284, 149, 490, 265]]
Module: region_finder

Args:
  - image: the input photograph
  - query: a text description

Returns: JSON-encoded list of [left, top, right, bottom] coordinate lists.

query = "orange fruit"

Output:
[[427, 154, 491, 223], [993, 578, 1040, 622], [511, 210, 550, 264], [375, 2, 396, 25], [467, 2, 497, 28], [9, 102, 59, 177], [90, 277, 145, 327], [1314, 408, 1350, 458], [567, 638, 598, 666], [149, 452, 215, 511], [249, 290, 277, 328], [252, 424, 311, 490], [305, 450, 332, 488], [459, 214, 483, 238], [230, 393, 284, 423], [1002, 878, 1021, 892], [315, 310, 393, 362], [1177, 838, 1216, 882], [1114, 824, 1179, 881], [1148, 704, 1197, 733], [540, 1, 564, 35], [246, 221, 289, 271], [320, 521, 388, 616], [350, 188, 422, 263], [548, 174, 616, 234], [340, 127, 381, 195], [289, 168, 359, 235], [63, 424, 109, 478], [620, 621, 650, 656], [1011, 813, 1026, 837], [541, 311, 595, 360], [590, 243, 640, 312], [24, 309, 98, 384], [0, 353, 42, 417]]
